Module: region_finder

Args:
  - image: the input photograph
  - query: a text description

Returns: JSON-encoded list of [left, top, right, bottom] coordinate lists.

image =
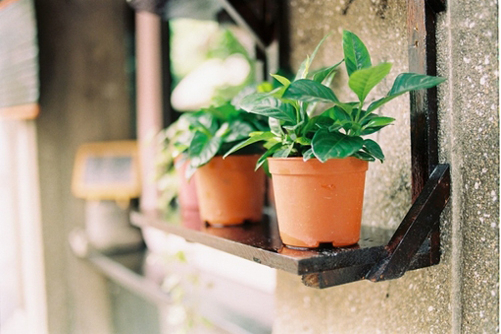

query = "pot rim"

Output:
[[268, 156, 369, 174]]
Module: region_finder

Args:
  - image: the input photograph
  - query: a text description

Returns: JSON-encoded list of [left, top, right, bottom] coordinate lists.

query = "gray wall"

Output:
[[273, 0, 498, 333], [35, 1, 134, 333]]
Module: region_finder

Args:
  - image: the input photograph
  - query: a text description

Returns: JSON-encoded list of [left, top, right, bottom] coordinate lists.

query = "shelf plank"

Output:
[[131, 211, 394, 276]]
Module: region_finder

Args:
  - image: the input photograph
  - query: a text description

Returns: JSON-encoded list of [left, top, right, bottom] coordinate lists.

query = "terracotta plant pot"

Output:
[[175, 160, 202, 230], [268, 157, 368, 248], [195, 155, 266, 226]]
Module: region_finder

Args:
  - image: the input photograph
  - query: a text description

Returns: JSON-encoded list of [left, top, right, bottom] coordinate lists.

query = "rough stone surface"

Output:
[[274, 0, 499, 333], [436, 0, 499, 332]]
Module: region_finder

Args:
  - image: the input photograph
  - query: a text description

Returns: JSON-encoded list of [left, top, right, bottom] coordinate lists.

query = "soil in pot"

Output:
[[195, 155, 266, 226], [268, 157, 368, 248]]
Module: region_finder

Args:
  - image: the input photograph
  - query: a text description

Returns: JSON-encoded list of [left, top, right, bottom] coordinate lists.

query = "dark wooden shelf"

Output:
[[132, 211, 391, 275], [131, 169, 447, 290]]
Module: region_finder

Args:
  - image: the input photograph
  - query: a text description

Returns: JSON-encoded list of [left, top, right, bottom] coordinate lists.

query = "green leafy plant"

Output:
[[224, 30, 446, 167], [170, 100, 268, 178]]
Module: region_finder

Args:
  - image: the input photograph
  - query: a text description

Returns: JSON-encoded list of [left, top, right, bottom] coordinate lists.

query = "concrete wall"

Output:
[[35, 1, 135, 333], [274, 1, 499, 333]]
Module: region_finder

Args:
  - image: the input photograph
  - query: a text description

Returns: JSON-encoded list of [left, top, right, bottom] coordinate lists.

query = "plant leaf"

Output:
[[302, 148, 315, 161], [312, 59, 344, 84], [255, 142, 283, 170], [188, 132, 222, 168], [257, 81, 273, 92], [343, 30, 372, 77], [360, 125, 385, 135], [283, 119, 305, 132], [240, 93, 296, 123], [328, 122, 344, 132], [271, 74, 291, 87], [368, 73, 446, 112], [223, 120, 254, 142], [283, 79, 339, 103], [202, 103, 239, 121], [348, 63, 392, 103], [193, 113, 218, 134], [311, 129, 364, 162], [353, 151, 376, 162], [222, 131, 275, 158], [294, 56, 310, 81], [268, 117, 284, 137], [388, 73, 446, 96], [328, 105, 352, 122], [273, 144, 294, 158], [216, 122, 231, 138], [295, 136, 312, 145], [295, 33, 331, 80], [362, 116, 395, 129], [301, 115, 332, 135], [363, 139, 385, 162]]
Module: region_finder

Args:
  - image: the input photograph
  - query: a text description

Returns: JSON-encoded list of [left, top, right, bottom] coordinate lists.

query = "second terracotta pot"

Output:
[[268, 157, 368, 248], [195, 155, 266, 226], [175, 160, 202, 230]]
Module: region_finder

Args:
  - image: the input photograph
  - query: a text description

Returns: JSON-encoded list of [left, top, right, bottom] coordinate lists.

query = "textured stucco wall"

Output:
[[436, 0, 499, 332], [35, 1, 135, 333], [274, 0, 499, 333]]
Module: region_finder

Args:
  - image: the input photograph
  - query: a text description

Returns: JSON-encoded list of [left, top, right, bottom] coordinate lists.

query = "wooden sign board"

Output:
[[72, 141, 141, 200]]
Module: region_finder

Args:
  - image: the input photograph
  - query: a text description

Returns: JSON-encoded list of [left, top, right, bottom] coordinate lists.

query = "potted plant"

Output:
[[180, 100, 269, 226], [225, 30, 446, 248], [157, 116, 202, 229]]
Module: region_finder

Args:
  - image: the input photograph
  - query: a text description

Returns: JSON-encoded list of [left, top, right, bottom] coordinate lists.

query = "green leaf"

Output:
[[202, 103, 239, 121], [353, 151, 376, 162], [302, 116, 335, 135], [348, 63, 392, 103], [224, 120, 254, 142], [368, 73, 446, 112], [343, 30, 372, 77], [257, 82, 273, 92], [328, 105, 352, 122], [295, 33, 331, 80], [328, 122, 344, 132], [283, 79, 339, 103], [268, 117, 284, 137], [363, 116, 395, 129], [360, 125, 385, 135], [363, 139, 385, 162], [222, 131, 275, 158], [255, 142, 283, 170], [189, 132, 223, 168], [295, 136, 312, 145], [311, 129, 364, 162], [294, 56, 310, 81], [193, 113, 218, 134], [388, 73, 446, 96], [240, 93, 296, 123], [271, 74, 291, 87], [283, 119, 305, 132], [312, 59, 344, 83], [341, 121, 361, 135], [302, 148, 315, 161], [216, 122, 231, 138], [273, 144, 294, 158]]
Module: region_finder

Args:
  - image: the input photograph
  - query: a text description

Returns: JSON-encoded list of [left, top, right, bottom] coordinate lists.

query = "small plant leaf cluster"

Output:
[[224, 30, 446, 167], [169, 101, 269, 178]]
